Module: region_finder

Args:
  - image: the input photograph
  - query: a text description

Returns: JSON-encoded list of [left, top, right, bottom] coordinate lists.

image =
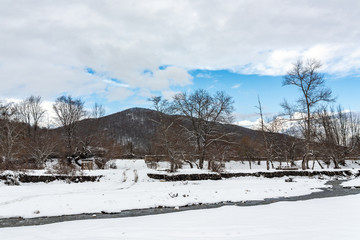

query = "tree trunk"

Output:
[[199, 144, 207, 169], [199, 154, 204, 169], [302, 152, 308, 170], [170, 157, 175, 172], [316, 159, 324, 169], [207, 159, 212, 170], [332, 156, 340, 169]]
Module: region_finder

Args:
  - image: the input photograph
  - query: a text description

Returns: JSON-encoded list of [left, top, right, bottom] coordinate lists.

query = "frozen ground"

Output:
[[0, 159, 359, 219], [1, 194, 359, 240], [0, 159, 337, 219]]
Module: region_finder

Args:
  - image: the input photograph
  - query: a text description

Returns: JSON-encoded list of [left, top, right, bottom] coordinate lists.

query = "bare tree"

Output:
[[53, 95, 86, 157], [316, 106, 359, 168], [79, 102, 106, 149], [81, 102, 108, 169], [16, 96, 52, 167], [257, 96, 274, 170], [256, 98, 299, 170], [282, 59, 335, 170], [149, 96, 192, 172], [17, 95, 45, 138], [280, 124, 303, 168], [236, 136, 261, 169], [149, 96, 187, 172], [16, 99, 31, 135], [172, 89, 234, 169], [91, 102, 105, 119], [30, 128, 55, 167], [0, 102, 24, 168]]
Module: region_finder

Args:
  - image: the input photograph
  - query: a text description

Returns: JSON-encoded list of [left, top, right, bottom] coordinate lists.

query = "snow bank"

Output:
[[341, 178, 360, 188]]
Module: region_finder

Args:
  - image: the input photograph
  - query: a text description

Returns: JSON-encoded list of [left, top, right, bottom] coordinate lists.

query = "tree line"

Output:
[[258, 59, 359, 170], [0, 95, 116, 172], [149, 59, 360, 171], [0, 58, 359, 172]]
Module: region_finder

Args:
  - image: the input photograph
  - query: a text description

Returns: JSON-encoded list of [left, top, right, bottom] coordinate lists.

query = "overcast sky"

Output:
[[0, 0, 359, 124]]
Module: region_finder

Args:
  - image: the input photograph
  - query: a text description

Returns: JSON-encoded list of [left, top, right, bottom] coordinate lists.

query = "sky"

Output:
[[0, 0, 359, 126]]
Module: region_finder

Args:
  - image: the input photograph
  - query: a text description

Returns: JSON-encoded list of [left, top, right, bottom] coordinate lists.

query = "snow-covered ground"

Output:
[[341, 178, 360, 188], [0, 159, 338, 219], [159, 159, 360, 172], [1, 194, 359, 240]]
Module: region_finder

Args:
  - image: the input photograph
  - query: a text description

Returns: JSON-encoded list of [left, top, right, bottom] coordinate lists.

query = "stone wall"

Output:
[[0, 174, 102, 185], [148, 170, 358, 181]]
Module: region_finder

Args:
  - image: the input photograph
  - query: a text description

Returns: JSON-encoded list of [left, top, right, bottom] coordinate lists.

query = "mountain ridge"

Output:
[[74, 107, 262, 155]]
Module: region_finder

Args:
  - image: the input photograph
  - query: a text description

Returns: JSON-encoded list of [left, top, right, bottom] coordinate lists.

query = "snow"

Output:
[[1, 194, 360, 240], [0, 160, 331, 219], [341, 178, 360, 188], [156, 159, 360, 172]]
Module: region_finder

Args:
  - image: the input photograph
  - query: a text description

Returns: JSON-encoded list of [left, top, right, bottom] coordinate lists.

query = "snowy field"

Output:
[[1, 194, 359, 240], [1, 159, 357, 219]]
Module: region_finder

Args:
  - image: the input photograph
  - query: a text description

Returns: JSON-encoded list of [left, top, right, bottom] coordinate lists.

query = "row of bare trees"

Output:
[[0, 99, 53, 169], [257, 59, 360, 170], [315, 106, 359, 168], [149, 59, 360, 172], [0, 103, 22, 168], [0, 95, 118, 170]]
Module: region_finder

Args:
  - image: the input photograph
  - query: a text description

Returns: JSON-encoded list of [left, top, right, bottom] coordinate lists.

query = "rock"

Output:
[[4, 175, 20, 186], [285, 178, 294, 182]]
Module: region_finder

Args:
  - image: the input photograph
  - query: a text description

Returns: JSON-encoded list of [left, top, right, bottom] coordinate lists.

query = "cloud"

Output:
[[232, 84, 241, 89], [0, 0, 359, 104], [162, 90, 181, 100], [150, 66, 194, 89], [238, 44, 353, 75], [106, 87, 134, 102], [103, 79, 131, 88]]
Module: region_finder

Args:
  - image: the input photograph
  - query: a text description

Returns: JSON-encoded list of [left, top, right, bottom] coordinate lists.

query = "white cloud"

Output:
[[162, 90, 180, 100], [232, 84, 241, 89], [0, 0, 359, 104], [147, 66, 193, 90], [238, 44, 352, 75], [106, 87, 134, 102], [103, 80, 131, 88]]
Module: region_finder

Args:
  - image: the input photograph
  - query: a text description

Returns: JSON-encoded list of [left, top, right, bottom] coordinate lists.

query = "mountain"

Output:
[[74, 107, 264, 155]]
